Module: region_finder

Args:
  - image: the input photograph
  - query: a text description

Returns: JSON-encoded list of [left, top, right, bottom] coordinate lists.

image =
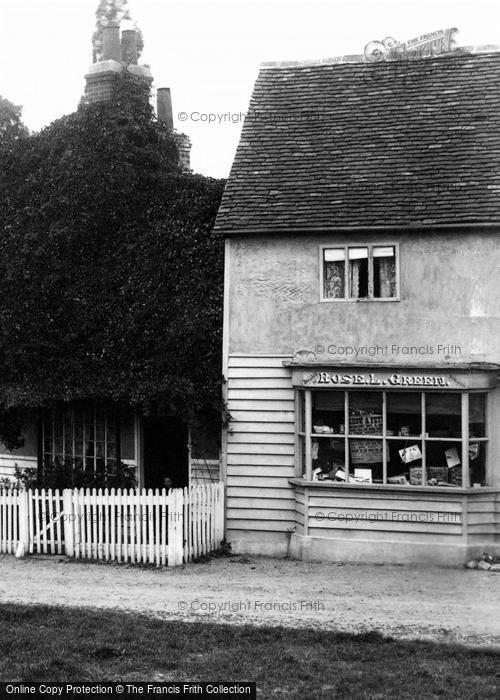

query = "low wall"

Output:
[[288, 481, 500, 566]]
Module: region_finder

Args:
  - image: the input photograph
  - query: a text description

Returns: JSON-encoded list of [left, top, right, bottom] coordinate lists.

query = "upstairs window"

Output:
[[322, 244, 398, 300]]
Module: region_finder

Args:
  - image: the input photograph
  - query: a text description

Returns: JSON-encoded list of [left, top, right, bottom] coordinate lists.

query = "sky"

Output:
[[0, 0, 499, 178]]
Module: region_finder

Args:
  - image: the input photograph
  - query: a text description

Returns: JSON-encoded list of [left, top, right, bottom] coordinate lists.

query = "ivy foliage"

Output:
[[0, 73, 225, 446]]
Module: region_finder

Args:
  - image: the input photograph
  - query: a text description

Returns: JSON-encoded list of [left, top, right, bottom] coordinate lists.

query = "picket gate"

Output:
[[0, 483, 224, 566]]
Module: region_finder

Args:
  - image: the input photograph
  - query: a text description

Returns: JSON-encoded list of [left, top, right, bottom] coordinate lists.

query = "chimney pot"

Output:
[[157, 88, 174, 130], [121, 29, 138, 65], [102, 23, 121, 62]]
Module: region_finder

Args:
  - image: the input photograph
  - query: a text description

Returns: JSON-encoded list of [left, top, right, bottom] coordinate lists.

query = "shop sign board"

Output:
[[293, 368, 497, 390]]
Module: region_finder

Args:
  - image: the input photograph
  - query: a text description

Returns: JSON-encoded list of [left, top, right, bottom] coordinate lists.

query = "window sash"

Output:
[[321, 243, 398, 300], [298, 389, 488, 487], [42, 405, 119, 473]]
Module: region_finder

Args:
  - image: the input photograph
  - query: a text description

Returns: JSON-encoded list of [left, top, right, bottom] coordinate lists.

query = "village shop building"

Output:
[[216, 43, 500, 565]]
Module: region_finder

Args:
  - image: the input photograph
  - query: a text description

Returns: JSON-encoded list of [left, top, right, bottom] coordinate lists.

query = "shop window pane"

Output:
[[348, 393, 383, 481], [349, 439, 383, 483], [470, 442, 486, 486], [387, 392, 421, 437], [426, 441, 463, 486], [349, 247, 368, 298], [323, 248, 345, 299], [426, 393, 461, 438], [313, 436, 346, 478], [373, 246, 397, 298], [313, 392, 344, 434], [469, 394, 486, 438], [349, 392, 382, 435], [388, 439, 423, 485]]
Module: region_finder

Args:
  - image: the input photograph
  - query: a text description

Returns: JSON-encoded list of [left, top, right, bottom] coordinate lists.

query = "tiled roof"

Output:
[[215, 51, 500, 233]]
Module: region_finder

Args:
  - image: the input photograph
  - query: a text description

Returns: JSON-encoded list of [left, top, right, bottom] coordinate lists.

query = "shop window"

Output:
[[322, 244, 398, 300], [302, 390, 488, 488], [42, 404, 120, 474], [468, 393, 487, 486]]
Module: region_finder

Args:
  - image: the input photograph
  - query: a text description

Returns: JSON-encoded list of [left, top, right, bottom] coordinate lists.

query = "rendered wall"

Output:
[[227, 231, 500, 363]]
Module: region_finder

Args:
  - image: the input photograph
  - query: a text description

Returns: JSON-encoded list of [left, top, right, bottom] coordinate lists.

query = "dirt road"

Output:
[[1, 554, 499, 647]]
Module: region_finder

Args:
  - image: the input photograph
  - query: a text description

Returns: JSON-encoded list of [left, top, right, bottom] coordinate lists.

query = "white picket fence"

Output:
[[0, 488, 24, 555], [0, 483, 224, 567]]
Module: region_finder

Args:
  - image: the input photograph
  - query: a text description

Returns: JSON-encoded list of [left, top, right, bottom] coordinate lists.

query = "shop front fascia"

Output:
[[286, 362, 500, 565]]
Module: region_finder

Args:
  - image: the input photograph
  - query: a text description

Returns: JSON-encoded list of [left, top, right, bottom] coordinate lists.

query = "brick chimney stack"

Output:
[[102, 23, 121, 62], [84, 24, 152, 104], [157, 87, 192, 171], [121, 29, 138, 65], [83, 22, 191, 172], [157, 88, 173, 129]]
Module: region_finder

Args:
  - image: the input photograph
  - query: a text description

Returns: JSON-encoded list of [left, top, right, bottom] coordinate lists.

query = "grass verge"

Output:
[[0, 604, 498, 698]]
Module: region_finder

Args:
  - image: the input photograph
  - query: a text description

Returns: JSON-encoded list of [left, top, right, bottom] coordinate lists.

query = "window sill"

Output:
[[320, 298, 400, 303], [288, 478, 500, 494]]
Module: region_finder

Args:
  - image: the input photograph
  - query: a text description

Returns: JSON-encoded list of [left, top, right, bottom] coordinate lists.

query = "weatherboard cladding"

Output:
[[215, 52, 500, 233], [225, 356, 296, 537]]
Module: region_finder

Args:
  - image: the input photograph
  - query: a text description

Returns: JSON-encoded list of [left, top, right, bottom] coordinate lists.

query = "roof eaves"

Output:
[[217, 222, 500, 235]]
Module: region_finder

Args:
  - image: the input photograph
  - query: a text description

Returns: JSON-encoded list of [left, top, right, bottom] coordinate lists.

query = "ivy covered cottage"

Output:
[[216, 37, 500, 565], [0, 22, 220, 491]]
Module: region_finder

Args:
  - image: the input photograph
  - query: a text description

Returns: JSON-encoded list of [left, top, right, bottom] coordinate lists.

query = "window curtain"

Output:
[[350, 260, 360, 297], [377, 259, 395, 297]]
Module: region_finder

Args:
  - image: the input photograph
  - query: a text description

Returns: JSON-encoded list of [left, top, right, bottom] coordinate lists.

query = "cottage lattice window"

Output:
[[42, 404, 119, 473]]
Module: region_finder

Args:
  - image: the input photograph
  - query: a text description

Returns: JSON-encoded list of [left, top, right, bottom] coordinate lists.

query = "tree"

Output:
[[0, 95, 28, 146], [0, 72, 225, 446], [92, 0, 144, 62]]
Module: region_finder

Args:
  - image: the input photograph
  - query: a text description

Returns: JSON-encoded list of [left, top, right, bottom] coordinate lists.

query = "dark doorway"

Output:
[[143, 416, 189, 489]]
